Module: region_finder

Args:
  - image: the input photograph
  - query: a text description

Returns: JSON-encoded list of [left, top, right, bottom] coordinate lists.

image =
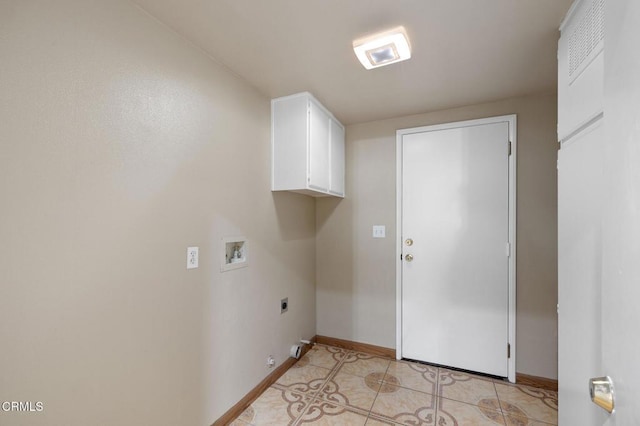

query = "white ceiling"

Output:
[[133, 0, 573, 125]]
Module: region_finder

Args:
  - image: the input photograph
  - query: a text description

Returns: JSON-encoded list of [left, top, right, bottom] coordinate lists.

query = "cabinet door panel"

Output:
[[271, 95, 309, 191], [558, 119, 605, 426], [308, 102, 330, 192], [558, 0, 604, 140], [329, 119, 345, 196]]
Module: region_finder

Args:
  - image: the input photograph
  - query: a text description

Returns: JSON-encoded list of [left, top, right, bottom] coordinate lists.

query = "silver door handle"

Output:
[[589, 376, 614, 413], [405, 254, 413, 262]]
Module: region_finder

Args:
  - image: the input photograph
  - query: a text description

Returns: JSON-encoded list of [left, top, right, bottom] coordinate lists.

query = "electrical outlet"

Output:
[[187, 247, 199, 269], [281, 297, 288, 314], [373, 225, 386, 238]]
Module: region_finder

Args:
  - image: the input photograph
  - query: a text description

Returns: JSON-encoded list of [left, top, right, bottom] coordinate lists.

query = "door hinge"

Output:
[[505, 242, 511, 257], [508, 141, 512, 156], [508, 343, 511, 359]]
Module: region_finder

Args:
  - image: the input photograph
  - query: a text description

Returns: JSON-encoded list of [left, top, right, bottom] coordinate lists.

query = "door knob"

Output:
[[589, 376, 614, 413], [405, 254, 413, 262], [405, 238, 413, 246]]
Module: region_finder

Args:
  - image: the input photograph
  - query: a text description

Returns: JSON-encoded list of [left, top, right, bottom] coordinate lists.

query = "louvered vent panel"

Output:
[[568, 0, 604, 78]]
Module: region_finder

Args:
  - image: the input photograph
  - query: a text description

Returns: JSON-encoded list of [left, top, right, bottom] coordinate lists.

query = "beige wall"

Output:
[[317, 92, 559, 379], [0, 1, 316, 424]]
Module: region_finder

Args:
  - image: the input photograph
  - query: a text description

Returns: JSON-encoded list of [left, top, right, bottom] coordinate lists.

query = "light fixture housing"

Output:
[[353, 26, 411, 70]]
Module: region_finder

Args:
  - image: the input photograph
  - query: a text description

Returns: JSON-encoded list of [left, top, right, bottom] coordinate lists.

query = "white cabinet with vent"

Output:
[[557, 0, 606, 424], [557, 0, 604, 140], [271, 92, 345, 198]]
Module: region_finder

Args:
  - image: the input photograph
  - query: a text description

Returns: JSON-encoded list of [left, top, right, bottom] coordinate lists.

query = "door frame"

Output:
[[395, 115, 517, 382]]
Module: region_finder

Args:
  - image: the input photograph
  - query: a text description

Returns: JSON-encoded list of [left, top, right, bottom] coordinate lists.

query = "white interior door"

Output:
[[600, 0, 640, 421], [558, 119, 606, 425], [397, 117, 515, 379], [556, 1, 640, 422]]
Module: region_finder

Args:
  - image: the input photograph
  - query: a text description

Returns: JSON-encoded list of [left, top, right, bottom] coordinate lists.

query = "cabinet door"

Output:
[[329, 119, 345, 196], [271, 95, 309, 191], [558, 119, 606, 425], [308, 101, 330, 192], [558, 0, 604, 140]]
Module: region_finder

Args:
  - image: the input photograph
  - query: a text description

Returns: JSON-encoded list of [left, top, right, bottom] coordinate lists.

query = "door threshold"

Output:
[[401, 357, 507, 381]]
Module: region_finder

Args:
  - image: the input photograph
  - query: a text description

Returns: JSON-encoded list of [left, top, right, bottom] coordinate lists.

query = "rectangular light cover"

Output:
[[353, 26, 411, 70]]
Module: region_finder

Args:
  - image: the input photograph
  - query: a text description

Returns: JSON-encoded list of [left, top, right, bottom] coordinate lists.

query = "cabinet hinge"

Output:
[[508, 141, 512, 156], [508, 343, 511, 359]]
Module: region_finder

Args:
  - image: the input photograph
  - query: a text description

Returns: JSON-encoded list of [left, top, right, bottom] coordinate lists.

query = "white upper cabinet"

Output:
[[271, 92, 345, 197], [329, 119, 345, 196], [558, 0, 604, 141], [308, 100, 331, 192], [557, 1, 607, 424]]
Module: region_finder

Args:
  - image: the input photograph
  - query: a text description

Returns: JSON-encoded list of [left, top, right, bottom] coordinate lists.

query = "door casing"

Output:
[[395, 115, 517, 382]]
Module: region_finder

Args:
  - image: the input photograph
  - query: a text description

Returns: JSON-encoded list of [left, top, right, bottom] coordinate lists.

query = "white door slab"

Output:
[[557, 0, 640, 422], [397, 116, 516, 379], [601, 0, 640, 422], [558, 119, 606, 425]]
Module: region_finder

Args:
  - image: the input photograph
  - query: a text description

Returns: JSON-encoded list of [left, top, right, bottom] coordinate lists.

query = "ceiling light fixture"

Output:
[[353, 26, 411, 70]]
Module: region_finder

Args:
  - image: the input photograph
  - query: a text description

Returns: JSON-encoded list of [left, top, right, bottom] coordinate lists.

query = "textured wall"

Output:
[[0, 1, 316, 424], [316, 92, 559, 379]]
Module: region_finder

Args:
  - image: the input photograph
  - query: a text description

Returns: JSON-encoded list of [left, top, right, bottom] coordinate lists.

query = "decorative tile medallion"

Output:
[[365, 372, 388, 391]]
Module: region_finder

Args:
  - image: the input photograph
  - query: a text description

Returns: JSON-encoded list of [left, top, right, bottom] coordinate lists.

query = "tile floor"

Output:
[[231, 344, 558, 426]]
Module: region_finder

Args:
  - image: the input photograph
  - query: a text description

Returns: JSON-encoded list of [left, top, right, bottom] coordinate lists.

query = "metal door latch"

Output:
[[589, 376, 614, 413]]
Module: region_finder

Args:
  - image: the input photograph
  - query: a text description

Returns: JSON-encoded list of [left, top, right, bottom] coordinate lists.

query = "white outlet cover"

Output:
[[373, 225, 386, 238], [187, 246, 199, 269]]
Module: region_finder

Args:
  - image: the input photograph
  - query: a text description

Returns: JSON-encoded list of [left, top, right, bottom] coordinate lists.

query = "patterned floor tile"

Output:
[[296, 399, 368, 425], [370, 384, 437, 425], [339, 352, 391, 378], [237, 404, 256, 423], [365, 415, 403, 425], [438, 369, 499, 409], [275, 363, 333, 396], [494, 383, 557, 424], [231, 346, 558, 426], [504, 414, 557, 426], [241, 386, 311, 425], [384, 360, 438, 394], [437, 397, 506, 425], [317, 371, 381, 412], [298, 345, 347, 370]]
